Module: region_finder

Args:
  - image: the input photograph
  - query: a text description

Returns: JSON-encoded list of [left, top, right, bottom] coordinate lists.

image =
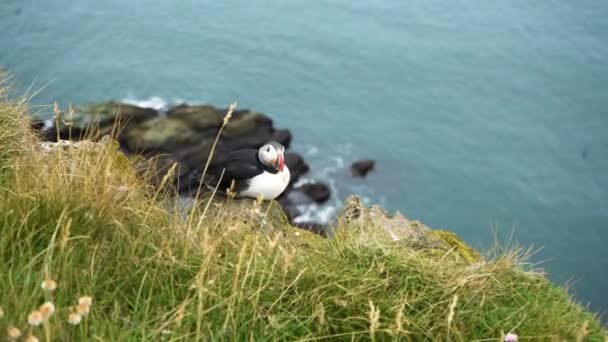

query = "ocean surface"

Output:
[[1, 0, 607, 318]]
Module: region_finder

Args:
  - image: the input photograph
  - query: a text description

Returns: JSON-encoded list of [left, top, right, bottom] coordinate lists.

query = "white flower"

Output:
[[76, 304, 90, 316], [7, 326, 21, 339], [25, 334, 40, 342], [78, 296, 93, 307], [504, 332, 518, 342], [39, 302, 55, 319], [68, 313, 82, 325], [28, 311, 43, 326], [41, 279, 57, 292]]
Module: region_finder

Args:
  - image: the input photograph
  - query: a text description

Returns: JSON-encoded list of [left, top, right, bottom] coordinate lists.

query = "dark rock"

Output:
[[351, 159, 375, 177], [275, 195, 300, 223], [49, 102, 159, 142], [123, 117, 208, 153], [222, 125, 274, 150], [272, 129, 292, 149], [231, 109, 273, 127], [284, 153, 309, 185], [30, 119, 46, 131], [298, 182, 331, 204], [40, 101, 333, 228], [167, 104, 224, 130], [222, 112, 267, 138]]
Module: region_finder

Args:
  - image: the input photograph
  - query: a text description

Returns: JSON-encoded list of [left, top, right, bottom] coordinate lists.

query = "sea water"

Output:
[[1, 0, 607, 317]]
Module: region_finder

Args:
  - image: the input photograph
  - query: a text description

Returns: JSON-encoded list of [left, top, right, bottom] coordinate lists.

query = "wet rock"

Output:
[[41, 101, 330, 227], [222, 125, 274, 150], [223, 112, 268, 138], [167, 104, 224, 130], [284, 153, 309, 184], [123, 117, 209, 153], [275, 195, 300, 223], [298, 182, 331, 204], [50, 102, 158, 141], [351, 159, 375, 177], [272, 129, 292, 148], [30, 119, 47, 132]]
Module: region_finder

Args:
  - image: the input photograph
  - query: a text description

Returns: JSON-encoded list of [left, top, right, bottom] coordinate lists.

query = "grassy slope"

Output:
[[0, 87, 605, 341]]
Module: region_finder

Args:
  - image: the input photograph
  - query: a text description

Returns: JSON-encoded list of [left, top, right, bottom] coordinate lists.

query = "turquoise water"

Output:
[[2, 0, 607, 317]]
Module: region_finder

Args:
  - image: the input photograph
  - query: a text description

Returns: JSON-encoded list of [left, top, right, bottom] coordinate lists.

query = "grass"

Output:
[[0, 82, 605, 341]]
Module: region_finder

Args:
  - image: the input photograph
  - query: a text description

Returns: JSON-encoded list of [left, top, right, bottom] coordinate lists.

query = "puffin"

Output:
[[204, 141, 290, 200]]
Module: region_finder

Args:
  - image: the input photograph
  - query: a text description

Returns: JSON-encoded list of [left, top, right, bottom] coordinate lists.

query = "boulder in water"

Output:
[[298, 182, 331, 204], [351, 159, 375, 177]]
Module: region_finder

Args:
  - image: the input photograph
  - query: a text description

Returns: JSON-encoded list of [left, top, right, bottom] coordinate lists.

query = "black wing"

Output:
[[204, 149, 266, 192]]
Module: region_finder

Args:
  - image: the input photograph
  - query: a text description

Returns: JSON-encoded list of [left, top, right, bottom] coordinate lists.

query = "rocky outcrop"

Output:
[[35, 101, 317, 221], [33, 103, 482, 262], [340, 195, 481, 263]]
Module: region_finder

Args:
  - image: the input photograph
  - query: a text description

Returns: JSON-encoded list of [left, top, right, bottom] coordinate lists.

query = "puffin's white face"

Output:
[[258, 142, 285, 171]]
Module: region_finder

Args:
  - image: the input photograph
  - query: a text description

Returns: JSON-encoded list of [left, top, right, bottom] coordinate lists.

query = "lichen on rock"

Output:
[[339, 195, 481, 263]]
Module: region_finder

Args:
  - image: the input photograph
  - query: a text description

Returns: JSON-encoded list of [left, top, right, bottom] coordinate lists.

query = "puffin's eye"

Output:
[[266, 147, 271, 152]]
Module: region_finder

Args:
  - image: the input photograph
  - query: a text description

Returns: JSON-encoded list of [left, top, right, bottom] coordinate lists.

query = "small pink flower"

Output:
[[504, 332, 518, 342]]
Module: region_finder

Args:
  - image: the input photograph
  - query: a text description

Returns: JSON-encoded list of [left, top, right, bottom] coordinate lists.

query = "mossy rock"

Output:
[[223, 112, 272, 138], [123, 117, 210, 152], [426, 230, 482, 263], [51, 102, 158, 139], [167, 105, 224, 130], [71, 102, 156, 129]]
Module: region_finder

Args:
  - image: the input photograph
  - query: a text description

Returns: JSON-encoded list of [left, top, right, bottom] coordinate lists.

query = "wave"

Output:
[[122, 96, 172, 112]]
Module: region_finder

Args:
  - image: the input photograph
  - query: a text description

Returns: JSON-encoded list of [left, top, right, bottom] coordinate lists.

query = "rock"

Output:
[[222, 125, 274, 150], [166, 104, 224, 130], [223, 112, 265, 138], [275, 195, 300, 222], [272, 129, 292, 148], [284, 153, 309, 185], [351, 159, 375, 177], [122, 117, 209, 153], [39, 139, 108, 154], [298, 182, 331, 204], [339, 195, 481, 263], [51, 102, 158, 141], [340, 196, 428, 242], [30, 119, 47, 132], [40, 101, 331, 228]]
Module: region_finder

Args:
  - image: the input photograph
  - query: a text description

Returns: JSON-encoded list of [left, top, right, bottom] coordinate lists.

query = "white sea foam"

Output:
[[306, 146, 319, 156], [122, 96, 171, 112], [293, 202, 339, 225], [43, 118, 53, 129]]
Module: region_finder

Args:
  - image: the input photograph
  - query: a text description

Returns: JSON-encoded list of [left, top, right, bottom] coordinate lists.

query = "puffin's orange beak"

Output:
[[278, 152, 285, 172]]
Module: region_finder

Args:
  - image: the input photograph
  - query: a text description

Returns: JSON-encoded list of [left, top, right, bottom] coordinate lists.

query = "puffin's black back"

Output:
[[203, 148, 277, 192]]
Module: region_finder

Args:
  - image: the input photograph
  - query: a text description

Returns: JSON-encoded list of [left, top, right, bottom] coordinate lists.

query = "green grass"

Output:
[[0, 83, 605, 341]]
